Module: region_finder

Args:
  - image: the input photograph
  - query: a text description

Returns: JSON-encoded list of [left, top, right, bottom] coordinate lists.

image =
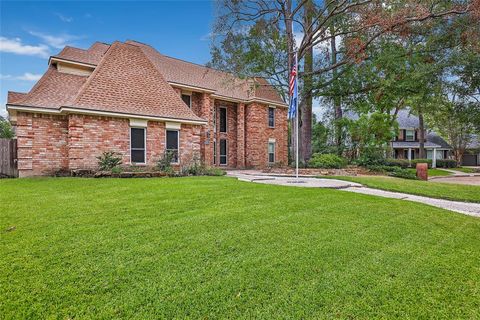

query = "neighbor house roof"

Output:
[[467, 135, 479, 149], [396, 109, 420, 128], [392, 141, 443, 149]]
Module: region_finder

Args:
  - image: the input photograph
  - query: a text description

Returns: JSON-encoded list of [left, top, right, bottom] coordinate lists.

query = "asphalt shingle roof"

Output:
[[7, 40, 284, 121]]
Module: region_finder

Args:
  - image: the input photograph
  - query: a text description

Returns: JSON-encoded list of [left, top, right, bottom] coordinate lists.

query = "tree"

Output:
[[210, 0, 477, 163], [0, 116, 14, 139]]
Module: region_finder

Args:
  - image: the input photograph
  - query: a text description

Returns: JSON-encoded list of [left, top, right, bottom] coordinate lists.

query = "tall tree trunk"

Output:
[[300, 0, 313, 162], [330, 16, 343, 155], [418, 108, 426, 158]]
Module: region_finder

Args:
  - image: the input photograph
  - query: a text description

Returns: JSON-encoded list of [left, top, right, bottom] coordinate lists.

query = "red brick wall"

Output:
[[16, 112, 68, 177], [245, 103, 288, 168], [16, 112, 203, 176]]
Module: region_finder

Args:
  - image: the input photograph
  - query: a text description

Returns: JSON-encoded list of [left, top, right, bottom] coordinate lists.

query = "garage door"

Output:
[[462, 154, 478, 166]]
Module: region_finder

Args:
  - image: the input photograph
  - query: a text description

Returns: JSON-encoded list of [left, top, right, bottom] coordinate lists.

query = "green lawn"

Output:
[[1, 177, 480, 319], [334, 175, 480, 203], [455, 167, 478, 174]]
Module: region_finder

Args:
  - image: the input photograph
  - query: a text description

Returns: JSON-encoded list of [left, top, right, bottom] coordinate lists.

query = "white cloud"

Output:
[[0, 37, 50, 58], [28, 31, 80, 49], [54, 12, 73, 23], [17, 73, 42, 81], [0, 73, 42, 81]]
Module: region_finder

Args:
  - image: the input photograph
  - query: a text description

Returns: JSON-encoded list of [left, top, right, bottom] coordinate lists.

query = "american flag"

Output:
[[288, 54, 298, 119]]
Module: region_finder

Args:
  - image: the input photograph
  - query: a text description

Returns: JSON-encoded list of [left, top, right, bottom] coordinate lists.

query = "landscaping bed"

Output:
[[262, 165, 370, 176]]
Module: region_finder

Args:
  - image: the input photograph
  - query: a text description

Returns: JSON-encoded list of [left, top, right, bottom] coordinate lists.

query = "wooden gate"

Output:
[[0, 138, 18, 177]]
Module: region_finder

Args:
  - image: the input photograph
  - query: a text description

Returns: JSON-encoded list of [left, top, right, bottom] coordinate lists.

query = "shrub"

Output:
[[97, 151, 122, 171], [157, 151, 176, 173], [411, 159, 432, 168], [204, 167, 226, 176], [436, 159, 457, 168], [383, 158, 410, 168], [308, 153, 347, 169], [367, 165, 418, 180]]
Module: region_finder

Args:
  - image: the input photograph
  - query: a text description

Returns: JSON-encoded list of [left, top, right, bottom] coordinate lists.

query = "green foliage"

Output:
[[347, 112, 398, 165], [96, 151, 122, 171], [410, 159, 433, 169], [436, 159, 457, 168], [367, 165, 418, 180], [0, 116, 14, 139], [384, 159, 410, 168], [157, 151, 176, 174], [308, 153, 347, 169], [111, 167, 123, 174]]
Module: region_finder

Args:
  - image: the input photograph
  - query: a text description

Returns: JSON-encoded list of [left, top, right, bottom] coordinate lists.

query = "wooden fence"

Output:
[[0, 138, 18, 177]]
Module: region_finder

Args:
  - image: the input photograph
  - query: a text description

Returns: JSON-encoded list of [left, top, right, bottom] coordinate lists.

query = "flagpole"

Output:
[[295, 51, 299, 180]]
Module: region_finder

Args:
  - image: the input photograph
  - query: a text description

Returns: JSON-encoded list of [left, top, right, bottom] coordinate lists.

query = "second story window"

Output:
[[181, 94, 191, 108], [219, 107, 227, 133], [405, 129, 415, 141], [268, 107, 275, 128]]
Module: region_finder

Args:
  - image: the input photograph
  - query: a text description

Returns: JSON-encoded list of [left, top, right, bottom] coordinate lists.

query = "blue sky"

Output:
[[0, 1, 216, 117]]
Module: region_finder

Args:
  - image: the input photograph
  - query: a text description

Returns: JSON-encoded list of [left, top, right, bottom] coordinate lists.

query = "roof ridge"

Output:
[[70, 41, 117, 106]]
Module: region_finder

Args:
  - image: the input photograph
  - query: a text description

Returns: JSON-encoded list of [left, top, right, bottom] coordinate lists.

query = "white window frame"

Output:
[[181, 93, 191, 108], [268, 141, 275, 163], [405, 129, 415, 141], [219, 107, 227, 133], [165, 129, 180, 164], [219, 138, 228, 166], [130, 127, 146, 165], [268, 107, 275, 128]]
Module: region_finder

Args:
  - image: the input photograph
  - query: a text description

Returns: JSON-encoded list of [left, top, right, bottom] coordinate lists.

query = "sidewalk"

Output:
[[227, 170, 480, 217]]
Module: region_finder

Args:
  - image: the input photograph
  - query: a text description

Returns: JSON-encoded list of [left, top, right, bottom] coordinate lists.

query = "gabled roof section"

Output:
[[71, 41, 204, 122], [51, 42, 110, 65], [10, 65, 88, 109], [126, 40, 285, 104], [7, 91, 27, 104]]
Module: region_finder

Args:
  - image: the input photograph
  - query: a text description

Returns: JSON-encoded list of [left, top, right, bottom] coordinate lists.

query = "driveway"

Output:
[[432, 175, 480, 186]]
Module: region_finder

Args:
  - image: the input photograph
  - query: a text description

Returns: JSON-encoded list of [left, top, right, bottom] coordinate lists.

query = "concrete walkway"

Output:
[[227, 171, 480, 217]]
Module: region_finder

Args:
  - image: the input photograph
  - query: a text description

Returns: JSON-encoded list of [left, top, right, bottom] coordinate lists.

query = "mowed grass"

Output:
[[1, 177, 480, 319], [405, 168, 452, 177], [334, 175, 480, 203]]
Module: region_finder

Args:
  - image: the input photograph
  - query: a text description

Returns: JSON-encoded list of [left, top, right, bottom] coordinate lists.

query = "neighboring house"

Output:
[[462, 135, 480, 166], [6, 40, 288, 177], [391, 109, 452, 166]]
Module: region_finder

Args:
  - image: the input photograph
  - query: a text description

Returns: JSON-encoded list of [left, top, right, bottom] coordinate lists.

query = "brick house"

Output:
[[6, 40, 288, 177]]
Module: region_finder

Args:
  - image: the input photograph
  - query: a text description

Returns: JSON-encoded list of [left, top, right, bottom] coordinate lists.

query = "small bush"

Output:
[[204, 167, 226, 176], [411, 159, 432, 168], [436, 159, 457, 168], [97, 151, 122, 171], [157, 151, 176, 173], [111, 167, 122, 174], [384, 158, 410, 168], [308, 153, 347, 169], [367, 165, 418, 180]]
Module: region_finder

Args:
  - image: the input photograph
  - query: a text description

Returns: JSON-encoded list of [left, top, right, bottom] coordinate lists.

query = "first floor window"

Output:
[[268, 142, 275, 163], [181, 94, 191, 108], [131, 127, 146, 163], [166, 130, 179, 163], [220, 139, 227, 165]]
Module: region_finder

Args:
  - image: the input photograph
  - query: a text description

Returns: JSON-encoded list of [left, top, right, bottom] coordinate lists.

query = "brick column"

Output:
[[16, 112, 33, 177], [237, 103, 246, 168], [67, 114, 84, 170], [199, 93, 214, 166]]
